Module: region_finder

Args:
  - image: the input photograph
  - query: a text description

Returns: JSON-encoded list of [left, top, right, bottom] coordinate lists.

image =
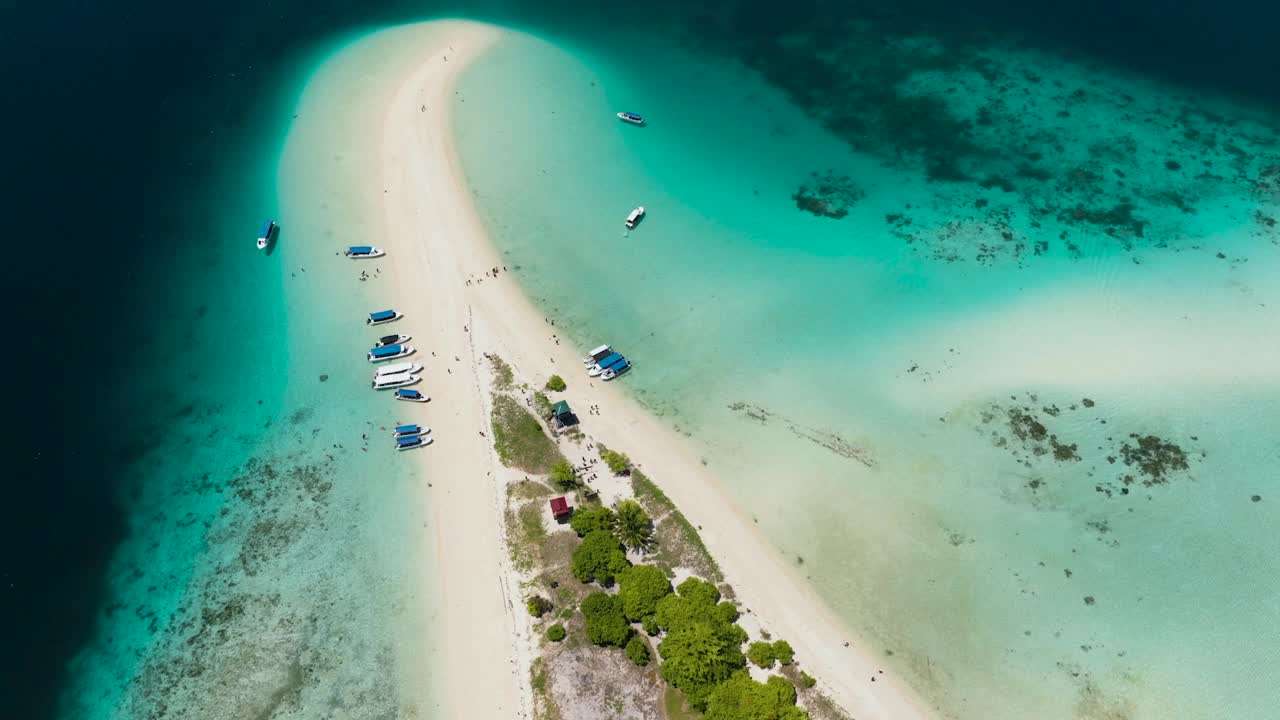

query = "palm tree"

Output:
[[611, 499, 654, 552]]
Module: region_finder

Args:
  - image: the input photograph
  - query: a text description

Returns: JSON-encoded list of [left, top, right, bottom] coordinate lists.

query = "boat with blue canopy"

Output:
[[369, 344, 414, 362], [394, 388, 428, 402], [393, 424, 428, 438], [395, 434, 433, 451], [367, 309, 403, 326], [582, 344, 612, 365], [616, 112, 644, 126], [588, 352, 622, 377], [601, 357, 631, 381], [345, 245, 386, 259], [257, 220, 276, 250]]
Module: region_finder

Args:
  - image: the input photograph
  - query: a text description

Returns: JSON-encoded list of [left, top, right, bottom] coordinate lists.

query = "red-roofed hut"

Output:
[[549, 496, 571, 522]]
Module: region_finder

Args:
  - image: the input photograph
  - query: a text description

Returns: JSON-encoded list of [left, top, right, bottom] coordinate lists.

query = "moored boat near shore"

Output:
[[393, 388, 428, 403], [345, 245, 386, 258], [582, 344, 612, 365], [367, 309, 403, 326], [587, 351, 623, 377], [601, 357, 631, 380], [374, 362, 422, 378], [375, 333, 411, 347], [371, 373, 419, 390], [395, 434, 433, 451], [368, 344, 415, 362], [393, 423, 429, 438], [616, 111, 644, 125]]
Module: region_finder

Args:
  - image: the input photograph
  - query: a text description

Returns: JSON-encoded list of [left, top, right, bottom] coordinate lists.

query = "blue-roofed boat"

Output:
[[345, 245, 386, 259], [601, 357, 631, 381], [368, 344, 414, 362], [393, 424, 429, 438], [256, 220, 276, 250], [616, 112, 644, 126], [394, 388, 429, 402], [372, 373, 419, 390], [367, 309, 403, 326], [588, 351, 623, 377], [395, 434, 433, 451], [376, 333, 411, 348]]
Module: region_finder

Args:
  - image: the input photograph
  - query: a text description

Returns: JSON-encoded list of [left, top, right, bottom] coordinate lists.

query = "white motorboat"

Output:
[[368, 344, 415, 362], [395, 434, 433, 450], [616, 112, 645, 126], [625, 206, 645, 229], [375, 334, 412, 348], [374, 362, 423, 378], [345, 245, 386, 258], [582, 344, 612, 366], [257, 220, 276, 250], [367, 309, 403, 326], [393, 388, 429, 402], [372, 373, 420, 390]]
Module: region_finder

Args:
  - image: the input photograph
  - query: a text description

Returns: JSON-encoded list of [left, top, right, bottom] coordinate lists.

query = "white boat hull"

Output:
[[372, 374, 420, 390], [256, 238, 268, 250], [396, 436, 434, 450], [346, 248, 386, 259], [394, 426, 430, 438], [394, 393, 430, 402], [369, 345, 415, 363], [375, 334, 412, 348]]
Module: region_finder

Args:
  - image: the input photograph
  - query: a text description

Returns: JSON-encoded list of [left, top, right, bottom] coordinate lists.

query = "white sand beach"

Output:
[[283, 19, 940, 720]]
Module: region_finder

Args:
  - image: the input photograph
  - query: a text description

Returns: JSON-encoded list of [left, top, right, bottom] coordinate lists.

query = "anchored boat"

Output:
[[345, 245, 386, 259], [368, 344, 415, 362], [582, 344, 612, 366], [393, 423, 429, 439], [257, 220, 276, 250], [374, 362, 422, 378], [394, 388, 429, 402], [587, 351, 623, 377], [372, 373, 420, 390], [601, 357, 631, 381], [395, 434, 433, 451], [625, 206, 645, 229], [367, 309, 402, 326], [375, 334, 411, 348], [616, 112, 644, 126]]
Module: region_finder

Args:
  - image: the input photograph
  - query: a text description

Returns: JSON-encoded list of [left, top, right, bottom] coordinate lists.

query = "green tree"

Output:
[[581, 592, 632, 647], [704, 672, 808, 720], [571, 530, 629, 586], [526, 595, 552, 618], [772, 639, 795, 665], [569, 506, 614, 537], [642, 615, 660, 636], [611, 499, 654, 552], [546, 624, 566, 642], [626, 635, 651, 666], [545, 374, 567, 392], [549, 459, 577, 490], [617, 564, 672, 621], [714, 601, 740, 624], [601, 449, 630, 475], [746, 640, 776, 668], [658, 622, 745, 709]]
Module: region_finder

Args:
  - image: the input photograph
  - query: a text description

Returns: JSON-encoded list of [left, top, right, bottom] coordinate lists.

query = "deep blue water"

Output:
[[1, 1, 1275, 717]]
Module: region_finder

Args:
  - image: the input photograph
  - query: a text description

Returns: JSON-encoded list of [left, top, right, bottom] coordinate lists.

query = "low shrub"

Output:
[[772, 639, 795, 665], [601, 449, 630, 475], [545, 375, 567, 392], [546, 623, 566, 642], [527, 596, 552, 618], [799, 671, 816, 689]]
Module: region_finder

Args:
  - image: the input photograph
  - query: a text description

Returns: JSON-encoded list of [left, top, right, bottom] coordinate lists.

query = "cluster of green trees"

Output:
[[746, 639, 795, 668], [571, 530, 629, 585], [549, 460, 577, 490], [704, 672, 809, 720], [653, 578, 748, 709]]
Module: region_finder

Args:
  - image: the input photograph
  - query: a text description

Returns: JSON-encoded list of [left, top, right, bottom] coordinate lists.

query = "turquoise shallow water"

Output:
[[454, 27, 1280, 719]]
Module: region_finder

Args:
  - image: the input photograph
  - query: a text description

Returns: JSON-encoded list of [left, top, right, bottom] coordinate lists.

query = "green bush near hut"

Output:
[[532, 391, 554, 419], [601, 449, 631, 475], [546, 623, 566, 642], [571, 530, 630, 586], [617, 564, 673, 621], [569, 506, 614, 537], [545, 375, 567, 392], [626, 635, 652, 666], [704, 673, 808, 720], [746, 640, 776, 668], [549, 459, 578, 490], [581, 592, 632, 647]]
